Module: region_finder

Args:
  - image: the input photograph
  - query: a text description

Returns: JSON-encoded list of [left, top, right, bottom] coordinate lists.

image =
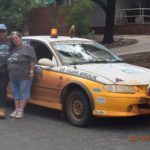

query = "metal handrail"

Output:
[[116, 8, 150, 24], [118, 8, 150, 11]]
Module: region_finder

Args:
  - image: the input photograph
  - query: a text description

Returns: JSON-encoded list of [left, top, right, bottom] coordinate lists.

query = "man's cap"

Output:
[[0, 24, 7, 30]]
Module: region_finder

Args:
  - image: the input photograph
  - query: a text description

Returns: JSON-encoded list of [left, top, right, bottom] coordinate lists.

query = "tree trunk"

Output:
[[102, 0, 116, 43]]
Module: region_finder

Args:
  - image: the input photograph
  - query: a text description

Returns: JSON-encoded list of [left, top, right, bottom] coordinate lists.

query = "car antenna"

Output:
[[69, 25, 77, 69], [69, 25, 75, 38]]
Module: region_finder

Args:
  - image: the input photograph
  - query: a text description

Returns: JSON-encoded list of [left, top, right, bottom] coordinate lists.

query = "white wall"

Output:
[[90, 3, 105, 27]]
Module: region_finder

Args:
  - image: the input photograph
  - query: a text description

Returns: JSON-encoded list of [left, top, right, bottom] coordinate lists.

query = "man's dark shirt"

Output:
[[0, 37, 11, 73]]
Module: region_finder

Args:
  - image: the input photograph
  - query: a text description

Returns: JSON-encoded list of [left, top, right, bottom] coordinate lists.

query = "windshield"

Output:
[[51, 40, 122, 65]]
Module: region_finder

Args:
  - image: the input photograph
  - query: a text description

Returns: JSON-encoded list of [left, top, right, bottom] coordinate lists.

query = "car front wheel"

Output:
[[66, 90, 91, 127]]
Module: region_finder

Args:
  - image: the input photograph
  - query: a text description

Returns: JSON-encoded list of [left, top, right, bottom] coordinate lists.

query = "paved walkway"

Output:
[[111, 35, 150, 55]]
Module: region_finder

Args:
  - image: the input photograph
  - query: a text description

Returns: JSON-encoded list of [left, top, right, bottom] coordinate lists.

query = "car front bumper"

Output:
[[92, 95, 150, 117]]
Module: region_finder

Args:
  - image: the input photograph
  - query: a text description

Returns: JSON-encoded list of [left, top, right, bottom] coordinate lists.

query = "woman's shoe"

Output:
[[10, 110, 18, 118], [15, 110, 24, 119]]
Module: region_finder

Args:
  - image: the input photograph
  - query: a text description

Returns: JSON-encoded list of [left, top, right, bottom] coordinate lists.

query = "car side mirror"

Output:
[[38, 58, 56, 67]]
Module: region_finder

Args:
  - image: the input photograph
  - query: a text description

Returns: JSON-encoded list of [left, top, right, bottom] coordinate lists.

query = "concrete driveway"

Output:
[[111, 35, 150, 55]]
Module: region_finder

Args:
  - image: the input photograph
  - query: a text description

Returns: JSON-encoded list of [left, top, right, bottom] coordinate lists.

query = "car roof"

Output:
[[22, 36, 93, 43]]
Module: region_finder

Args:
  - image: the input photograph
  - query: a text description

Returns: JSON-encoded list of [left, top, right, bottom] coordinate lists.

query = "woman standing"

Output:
[[7, 31, 37, 118]]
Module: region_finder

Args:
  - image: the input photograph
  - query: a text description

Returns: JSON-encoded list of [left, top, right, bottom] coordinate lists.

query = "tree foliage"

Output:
[[0, 0, 46, 31], [61, 0, 92, 36]]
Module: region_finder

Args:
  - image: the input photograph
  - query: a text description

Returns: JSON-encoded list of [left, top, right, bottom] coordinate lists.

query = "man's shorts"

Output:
[[10, 80, 33, 101]]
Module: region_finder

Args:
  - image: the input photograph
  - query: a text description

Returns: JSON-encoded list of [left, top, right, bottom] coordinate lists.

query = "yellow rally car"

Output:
[[8, 33, 150, 127]]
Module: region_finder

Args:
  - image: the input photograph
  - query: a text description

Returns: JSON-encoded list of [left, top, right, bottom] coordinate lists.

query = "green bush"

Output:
[[60, 0, 92, 36]]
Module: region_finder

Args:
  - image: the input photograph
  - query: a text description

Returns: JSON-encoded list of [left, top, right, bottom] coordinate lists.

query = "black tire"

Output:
[[66, 90, 91, 127]]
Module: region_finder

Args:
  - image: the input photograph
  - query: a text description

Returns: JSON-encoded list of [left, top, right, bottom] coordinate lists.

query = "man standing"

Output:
[[0, 24, 11, 118]]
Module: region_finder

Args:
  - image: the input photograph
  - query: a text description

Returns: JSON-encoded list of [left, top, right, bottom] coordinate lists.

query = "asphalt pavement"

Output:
[[0, 102, 150, 150]]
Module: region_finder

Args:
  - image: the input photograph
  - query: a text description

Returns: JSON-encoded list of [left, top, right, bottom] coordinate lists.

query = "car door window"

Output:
[[29, 40, 57, 65]]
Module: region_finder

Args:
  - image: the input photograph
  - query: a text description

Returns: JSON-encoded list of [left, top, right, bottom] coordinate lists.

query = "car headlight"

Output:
[[104, 85, 136, 94]]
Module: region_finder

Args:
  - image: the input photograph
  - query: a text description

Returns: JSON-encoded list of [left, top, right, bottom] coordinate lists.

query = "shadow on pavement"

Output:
[[6, 100, 150, 130]]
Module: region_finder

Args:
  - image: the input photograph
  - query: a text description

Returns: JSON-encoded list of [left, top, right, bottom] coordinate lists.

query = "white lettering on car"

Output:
[[59, 68, 97, 81]]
